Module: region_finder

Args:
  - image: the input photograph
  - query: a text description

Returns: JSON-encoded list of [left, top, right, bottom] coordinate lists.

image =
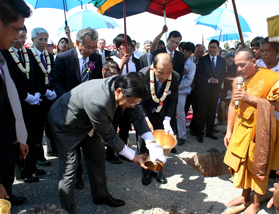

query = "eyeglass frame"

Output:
[[1, 19, 24, 34], [123, 95, 141, 107]]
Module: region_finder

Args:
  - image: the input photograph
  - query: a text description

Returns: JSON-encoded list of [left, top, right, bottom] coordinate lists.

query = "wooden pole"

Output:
[[231, 0, 245, 47], [123, 0, 128, 72]]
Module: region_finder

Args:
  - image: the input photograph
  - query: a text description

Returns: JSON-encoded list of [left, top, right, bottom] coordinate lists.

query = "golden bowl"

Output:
[[0, 199, 11, 214], [145, 130, 177, 171]]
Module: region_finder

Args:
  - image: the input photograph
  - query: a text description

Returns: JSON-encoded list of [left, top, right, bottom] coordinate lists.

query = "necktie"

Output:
[[40, 53, 47, 69], [81, 56, 89, 83], [157, 80, 162, 96], [18, 50, 24, 66], [0, 53, 27, 144], [212, 57, 216, 73], [170, 52, 173, 57]]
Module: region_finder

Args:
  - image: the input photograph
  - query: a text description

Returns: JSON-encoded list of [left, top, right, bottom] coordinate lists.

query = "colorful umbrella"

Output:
[[57, 10, 120, 34], [25, 0, 89, 25]]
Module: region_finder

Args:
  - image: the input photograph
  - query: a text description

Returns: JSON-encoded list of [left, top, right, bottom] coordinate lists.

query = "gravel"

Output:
[[11, 127, 277, 214]]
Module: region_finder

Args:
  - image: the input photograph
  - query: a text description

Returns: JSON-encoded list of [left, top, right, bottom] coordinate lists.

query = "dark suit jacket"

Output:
[[1, 49, 42, 102], [104, 49, 111, 58], [48, 75, 150, 152], [131, 54, 141, 71], [140, 66, 180, 119], [195, 54, 226, 99], [139, 53, 149, 69], [51, 48, 102, 98], [152, 48, 184, 83]]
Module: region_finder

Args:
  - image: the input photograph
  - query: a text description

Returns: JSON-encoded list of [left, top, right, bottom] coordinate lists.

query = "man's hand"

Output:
[[234, 88, 254, 104], [132, 154, 148, 170], [44, 89, 57, 101], [146, 142, 166, 164], [162, 25, 168, 34], [19, 143, 29, 159], [121, 54, 130, 64], [210, 78, 219, 84], [267, 182, 279, 213], [224, 131, 232, 148], [65, 26, 71, 36], [163, 119, 173, 135], [0, 184, 9, 199], [183, 68, 188, 75]]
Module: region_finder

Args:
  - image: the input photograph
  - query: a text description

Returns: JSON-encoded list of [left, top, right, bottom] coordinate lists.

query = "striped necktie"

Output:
[[81, 56, 89, 83]]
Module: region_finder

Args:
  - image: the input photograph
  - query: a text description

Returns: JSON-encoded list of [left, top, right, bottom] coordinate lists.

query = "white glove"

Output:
[[24, 93, 42, 105], [44, 89, 57, 101], [163, 119, 174, 135], [146, 143, 166, 165]]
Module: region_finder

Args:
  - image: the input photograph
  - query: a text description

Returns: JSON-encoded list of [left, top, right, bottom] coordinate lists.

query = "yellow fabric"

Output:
[[267, 15, 279, 42], [224, 68, 279, 195], [97, 0, 123, 14]]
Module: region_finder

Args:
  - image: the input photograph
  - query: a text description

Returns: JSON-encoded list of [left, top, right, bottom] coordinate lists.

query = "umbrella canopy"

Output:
[[57, 10, 120, 34], [92, 0, 226, 19], [207, 31, 249, 42], [195, 8, 251, 34], [25, 0, 89, 24]]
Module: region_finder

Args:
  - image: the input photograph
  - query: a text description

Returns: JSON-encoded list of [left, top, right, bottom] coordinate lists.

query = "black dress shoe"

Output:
[[177, 139, 185, 146], [8, 195, 27, 206], [93, 195, 125, 207], [155, 171, 167, 184], [142, 170, 152, 186], [106, 155, 122, 164], [170, 148, 177, 153], [197, 136, 203, 143], [24, 175, 39, 183], [35, 169, 46, 176], [36, 159, 51, 166], [213, 128, 220, 133], [75, 178, 84, 189], [206, 133, 218, 140]]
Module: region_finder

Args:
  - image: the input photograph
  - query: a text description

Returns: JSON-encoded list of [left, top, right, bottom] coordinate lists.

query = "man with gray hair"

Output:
[[51, 27, 102, 190], [139, 40, 152, 68], [97, 38, 111, 64], [30, 27, 56, 167]]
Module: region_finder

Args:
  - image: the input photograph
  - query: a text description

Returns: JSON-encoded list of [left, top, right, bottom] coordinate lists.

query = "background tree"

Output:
[[224, 42, 230, 51]]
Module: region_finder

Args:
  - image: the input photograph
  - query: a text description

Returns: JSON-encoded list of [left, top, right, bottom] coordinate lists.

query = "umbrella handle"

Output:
[[65, 20, 68, 27]]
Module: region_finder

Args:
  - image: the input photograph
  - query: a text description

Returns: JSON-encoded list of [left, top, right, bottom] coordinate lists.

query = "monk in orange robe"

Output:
[[224, 48, 279, 214]]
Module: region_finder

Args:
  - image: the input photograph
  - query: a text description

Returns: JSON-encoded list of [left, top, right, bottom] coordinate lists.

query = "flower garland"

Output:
[[8, 46, 30, 79], [149, 64, 172, 113], [31, 48, 51, 85]]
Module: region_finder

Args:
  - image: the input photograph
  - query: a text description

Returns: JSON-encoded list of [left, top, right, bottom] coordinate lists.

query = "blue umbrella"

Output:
[[57, 10, 120, 34], [25, 0, 89, 25], [207, 31, 249, 42], [195, 8, 252, 34]]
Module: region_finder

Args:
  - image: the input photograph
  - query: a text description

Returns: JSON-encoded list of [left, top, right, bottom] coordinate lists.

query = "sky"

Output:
[[24, 0, 279, 52]]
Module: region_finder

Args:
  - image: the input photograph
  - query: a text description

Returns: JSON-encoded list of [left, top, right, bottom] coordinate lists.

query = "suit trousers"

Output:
[[196, 95, 218, 137], [57, 132, 109, 214], [177, 93, 188, 140]]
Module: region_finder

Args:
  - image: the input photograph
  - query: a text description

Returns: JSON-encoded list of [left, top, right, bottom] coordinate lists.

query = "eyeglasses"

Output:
[[124, 96, 141, 107], [1, 19, 23, 34], [84, 44, 96, 51]]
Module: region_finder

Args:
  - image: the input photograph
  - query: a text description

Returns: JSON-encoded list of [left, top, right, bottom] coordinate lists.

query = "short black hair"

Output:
[[261, 37, 279, 51], [23, 25, 27, 33], [0, 0, 31, 23], [115, 72, 147, 99], [220, 49, 227, 55], [114, 34, 132, 49], [209, 39, 219, 47], [104, 58, 120, 72], [179, 42, 186, 49], [158, 40, 165, 46], [182, 42, 195, 53], [167, 30, 182, 41], [236, 47, 256, 60], [251, 36, 263, 47], [229, 48, 236, 51], [57, 37, 69, 53], [225, 53, 235, 59], [236, 42, 242, 49]]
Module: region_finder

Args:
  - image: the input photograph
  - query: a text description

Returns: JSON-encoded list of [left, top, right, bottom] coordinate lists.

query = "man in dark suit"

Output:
[[152, 30, 184, 151], [138, 53, 180, 185], [48, 72, 166, 214], [51, 28, 102, 189], [0, 0, 31, 205], [195, 40, 226, 143], [30, 27, 56, 167], [139, 40, 152, 68], [97, 38, 111, 64], [1, 26, 46, 183]]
